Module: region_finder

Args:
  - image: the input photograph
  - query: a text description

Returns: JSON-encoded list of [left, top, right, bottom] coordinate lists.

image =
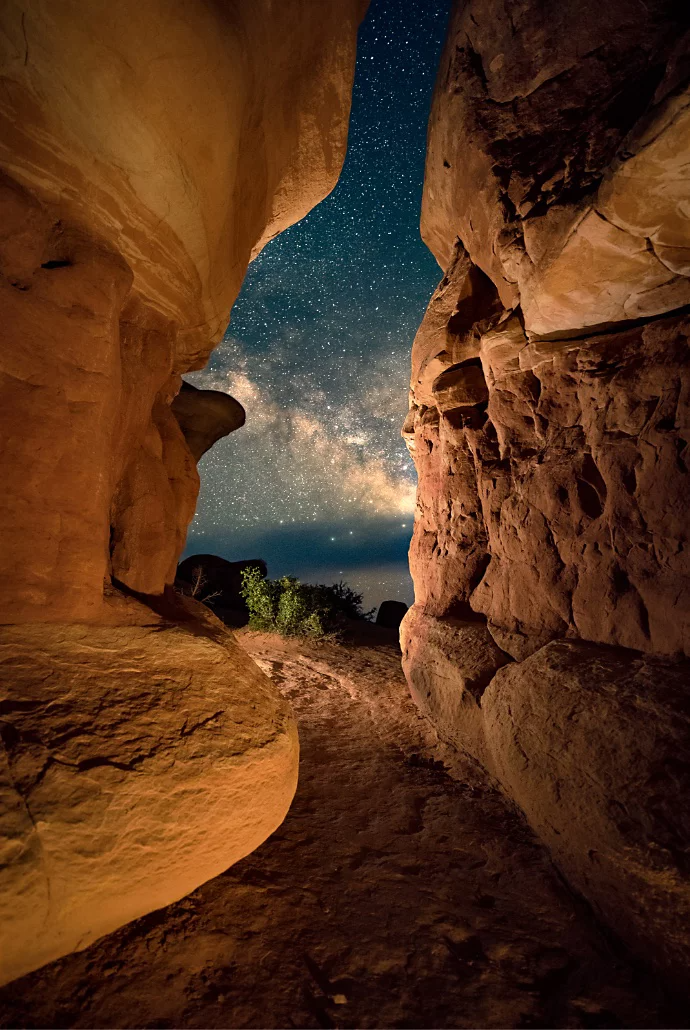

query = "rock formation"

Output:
[[176, 554, 267, 622], [0, 0, 366, 985], [403, 0, 690, 989], [0, 0, 366, 623], [172, 382, 246, 463], [0, 603, 297, 987], [375, 599, 409, 630]]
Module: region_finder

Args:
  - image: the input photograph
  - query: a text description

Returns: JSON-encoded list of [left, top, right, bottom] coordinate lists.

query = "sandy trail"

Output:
[[0, 626, 680, 1029]]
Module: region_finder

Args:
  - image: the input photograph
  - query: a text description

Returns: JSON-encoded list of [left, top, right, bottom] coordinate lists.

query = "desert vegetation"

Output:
[[240, 566, 373, 637]]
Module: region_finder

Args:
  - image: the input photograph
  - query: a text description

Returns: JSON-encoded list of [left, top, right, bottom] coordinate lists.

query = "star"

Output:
[[185, 0, 451, 611]]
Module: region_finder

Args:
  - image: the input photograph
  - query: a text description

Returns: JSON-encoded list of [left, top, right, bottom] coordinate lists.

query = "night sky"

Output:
[[185, 0, 450, 612]]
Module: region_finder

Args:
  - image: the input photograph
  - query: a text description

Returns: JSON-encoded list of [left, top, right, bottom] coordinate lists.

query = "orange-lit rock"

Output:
[[0, 606, 298, 986], [483, 641, 690, 991], [0, 0, 366, 622], [0, 0, 366, 985], [405, 0, 690, 986]]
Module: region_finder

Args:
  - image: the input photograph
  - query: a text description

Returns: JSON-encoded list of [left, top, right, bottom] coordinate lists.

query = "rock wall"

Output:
[[0, 0, 366, 622], [404, 0, 690, 988], [0, 0, 366, 984]]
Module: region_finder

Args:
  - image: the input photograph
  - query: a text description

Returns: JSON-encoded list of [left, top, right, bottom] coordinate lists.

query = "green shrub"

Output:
[[240, 567, 373, 638]]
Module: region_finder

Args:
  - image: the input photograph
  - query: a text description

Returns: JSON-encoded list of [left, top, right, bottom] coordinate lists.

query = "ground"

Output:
[[0, 624, 683, 1029]]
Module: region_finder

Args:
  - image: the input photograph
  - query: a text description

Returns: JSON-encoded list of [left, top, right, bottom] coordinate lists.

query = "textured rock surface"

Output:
[[405, 0, 690, 987], [0, 0, 365, 985], [0, 610, 298, 986], [0, 0, 366, 622], [409, 0, 690, 656], [172, 382, 245, 463], [401, 604, 509, 767], [0, 629, 680, 1029], [483, 641, 690, 992], [421, 0, 690, 327]]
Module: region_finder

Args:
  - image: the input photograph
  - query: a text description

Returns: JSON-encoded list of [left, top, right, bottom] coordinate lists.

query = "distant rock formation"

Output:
[[403, 0, 690, 990], [172, 382, 246, 463], [0, 0, 367, 985], [176, 554, 267, 621], [375, 599, 408, 629]]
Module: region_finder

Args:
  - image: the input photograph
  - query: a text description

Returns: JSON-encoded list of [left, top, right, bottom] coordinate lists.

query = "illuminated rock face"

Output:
[[0, 607, 299, 988], [0, 0, 365, 984], [404, 0, 690, 988], [0, 0, 365, 622]]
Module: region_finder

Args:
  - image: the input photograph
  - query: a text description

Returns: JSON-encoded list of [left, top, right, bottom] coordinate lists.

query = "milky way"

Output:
[[186, 0, 451, 611]]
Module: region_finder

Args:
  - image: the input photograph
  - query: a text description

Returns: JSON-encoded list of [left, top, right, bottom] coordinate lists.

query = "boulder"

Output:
[[482, 640, 690, 992], [171, 382, 246, 463], [400, 605, 510, 766], [0, 611, 298, 987], [375, 599, 408, 629]]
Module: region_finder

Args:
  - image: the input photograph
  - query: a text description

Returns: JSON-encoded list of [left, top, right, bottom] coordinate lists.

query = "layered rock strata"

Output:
[[0, 0, 366, 983], [404, 0, 690, 988]]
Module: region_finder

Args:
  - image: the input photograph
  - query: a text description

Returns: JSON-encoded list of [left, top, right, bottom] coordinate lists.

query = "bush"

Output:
[[240, 567, 373, 638]]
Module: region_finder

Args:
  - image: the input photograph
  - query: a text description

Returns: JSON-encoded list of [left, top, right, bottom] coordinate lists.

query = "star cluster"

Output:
[[186, 0, 451, 610]]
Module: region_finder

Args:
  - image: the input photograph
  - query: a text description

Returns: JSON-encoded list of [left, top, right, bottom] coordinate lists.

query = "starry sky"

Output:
[[185, 0, 450, 612]]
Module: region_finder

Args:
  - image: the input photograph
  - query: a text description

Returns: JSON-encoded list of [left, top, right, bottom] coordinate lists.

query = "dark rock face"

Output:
[[484, 641, 690, 991], [375, 599, 408, 629], [171, 381, 245, 462], [404, 0, 690, 987], [176, 554, 267, 621]]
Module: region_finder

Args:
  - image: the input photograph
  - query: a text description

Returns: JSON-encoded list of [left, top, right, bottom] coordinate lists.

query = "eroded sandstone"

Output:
[[0, 607, 298, 986], [0, 0, 366, 984], [484, 641, 690, 991], [172, 382, 246, 463], [405, 0, 690, 987], [0, 0, 366, 622]]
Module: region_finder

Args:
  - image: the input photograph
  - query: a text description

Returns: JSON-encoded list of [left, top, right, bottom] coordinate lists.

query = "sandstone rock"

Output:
[[172, 382, 246, 463], [406, 0, 690, 988], [482, 640, 690, 991], [410, 240, 501, 408], [375, 599, 408, 629], [400, 605, 510, 767], [474, 312, 690, 659], [409, 311, 690, 661], [407, 402, 490, 617], [422, 0, 690, 327], [0, 0, 366, 622], [0, 612, 298, 986], [432, 361, 488, 413], [520, 85, 690, 338]]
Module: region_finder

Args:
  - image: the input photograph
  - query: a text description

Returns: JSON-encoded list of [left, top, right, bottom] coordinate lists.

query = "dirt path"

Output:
[[0, 627, 681, 1029]]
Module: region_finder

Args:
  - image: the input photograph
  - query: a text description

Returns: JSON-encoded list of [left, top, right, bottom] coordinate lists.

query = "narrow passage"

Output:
[[0, 628, 678, 1029]]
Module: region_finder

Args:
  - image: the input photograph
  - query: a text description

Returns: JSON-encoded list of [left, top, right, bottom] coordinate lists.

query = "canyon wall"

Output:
[[403, 0, 690, 988], [0, 0, 365, 621], [0, 0, 366, 983]]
